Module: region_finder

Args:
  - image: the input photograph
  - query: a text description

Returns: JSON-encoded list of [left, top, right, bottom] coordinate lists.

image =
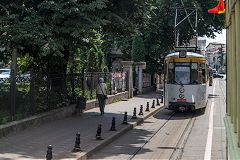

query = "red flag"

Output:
[[208, 0, 225, 14]]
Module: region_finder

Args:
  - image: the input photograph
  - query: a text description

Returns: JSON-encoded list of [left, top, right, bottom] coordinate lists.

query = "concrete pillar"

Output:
[[138, 66, 142, 93], [121, 61, 134, 98], [134, 62, 146, 94], [235, 0, 240, 146]]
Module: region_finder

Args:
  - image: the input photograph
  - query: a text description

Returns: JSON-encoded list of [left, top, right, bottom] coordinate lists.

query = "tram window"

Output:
[[199, 63, 202, 84], [175, 66, 190, 84], [198, 63, 206, 84], [202, 63, 206, 83], [167, 62, 174, 84], [190, 63, 198, 84]]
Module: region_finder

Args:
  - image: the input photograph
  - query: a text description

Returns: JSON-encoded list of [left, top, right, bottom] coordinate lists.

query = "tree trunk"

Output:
[[10, 47, 18, 119], [50, 49, 69, 93]]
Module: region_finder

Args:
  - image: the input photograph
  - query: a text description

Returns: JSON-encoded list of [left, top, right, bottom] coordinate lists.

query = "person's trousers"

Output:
[[97, 94, 106, 114]]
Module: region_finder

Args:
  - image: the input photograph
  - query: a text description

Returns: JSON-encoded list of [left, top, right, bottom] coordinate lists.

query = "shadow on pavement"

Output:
[[0, 111, 143, 160]]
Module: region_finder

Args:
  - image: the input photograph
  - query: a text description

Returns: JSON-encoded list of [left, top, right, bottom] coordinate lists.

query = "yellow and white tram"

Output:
[[164, 51, 208, 111]]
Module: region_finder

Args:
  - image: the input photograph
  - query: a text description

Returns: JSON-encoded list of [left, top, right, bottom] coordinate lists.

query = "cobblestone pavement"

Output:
[[0, 92, 162, 160]]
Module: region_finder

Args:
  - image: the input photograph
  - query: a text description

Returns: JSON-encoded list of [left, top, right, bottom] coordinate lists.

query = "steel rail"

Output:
[[127, 112, 176, 160], [168, 112, 196, 160]]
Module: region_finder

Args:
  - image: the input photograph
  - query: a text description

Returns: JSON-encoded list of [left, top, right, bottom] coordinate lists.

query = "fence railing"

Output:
[[0, 71, 127, 125]]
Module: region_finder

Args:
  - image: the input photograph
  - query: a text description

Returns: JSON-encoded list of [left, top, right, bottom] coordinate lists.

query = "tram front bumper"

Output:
[[169, 102, 195, 111]]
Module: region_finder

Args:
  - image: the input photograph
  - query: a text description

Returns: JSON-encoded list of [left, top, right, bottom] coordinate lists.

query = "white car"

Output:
[[0, 69, 11, 78]]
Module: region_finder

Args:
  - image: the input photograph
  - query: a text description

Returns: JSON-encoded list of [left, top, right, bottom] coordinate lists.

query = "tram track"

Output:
[[169, 112, 196, 160], [127, 111, 196, 160]]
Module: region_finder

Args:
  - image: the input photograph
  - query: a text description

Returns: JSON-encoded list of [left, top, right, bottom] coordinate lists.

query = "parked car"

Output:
[[213, 73, 224, 78], [0, 69, 31, 84], [0, 69, 11, 78]]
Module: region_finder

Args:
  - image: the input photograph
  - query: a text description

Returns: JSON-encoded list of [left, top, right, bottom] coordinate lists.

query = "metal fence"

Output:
[[0, 71, 127, 125]]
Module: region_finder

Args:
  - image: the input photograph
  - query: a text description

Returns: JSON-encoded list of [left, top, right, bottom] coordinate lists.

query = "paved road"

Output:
[[182, 77, 226, 160], [89, 78, 226, 160], [90, 110, 195, 160]]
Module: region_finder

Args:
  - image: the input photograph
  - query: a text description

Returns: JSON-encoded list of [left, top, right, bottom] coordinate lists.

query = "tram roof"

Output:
[[166, 52, 205, 58]]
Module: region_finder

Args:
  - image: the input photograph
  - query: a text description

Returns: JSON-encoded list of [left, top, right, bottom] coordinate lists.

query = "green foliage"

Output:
[[102, 35, 132, 68], [142, 0, 225, 73], [67, 30, 105, 73], [131, 36, 146, 62], [0, 0, 225, 74], [0, 0, 149, 73], [102, 0, 225, 74]]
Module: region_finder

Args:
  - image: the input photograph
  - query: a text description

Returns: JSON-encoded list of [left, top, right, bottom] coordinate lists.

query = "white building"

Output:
[[206, 42, 226, 73]]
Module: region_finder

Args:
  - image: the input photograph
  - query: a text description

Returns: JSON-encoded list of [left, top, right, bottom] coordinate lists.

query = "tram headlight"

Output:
[[179, 94, 185, 99], [179, 88, 185, 93]]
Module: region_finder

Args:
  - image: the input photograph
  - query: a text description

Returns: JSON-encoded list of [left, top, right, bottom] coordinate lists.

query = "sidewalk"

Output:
[[0, 92, 163, 160]]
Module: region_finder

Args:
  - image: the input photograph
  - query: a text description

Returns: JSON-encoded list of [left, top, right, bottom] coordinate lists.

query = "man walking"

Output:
[[96, 78, 107, 115]]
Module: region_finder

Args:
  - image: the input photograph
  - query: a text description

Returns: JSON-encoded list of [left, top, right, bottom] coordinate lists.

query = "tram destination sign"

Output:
[[179, 50, 187, 58]]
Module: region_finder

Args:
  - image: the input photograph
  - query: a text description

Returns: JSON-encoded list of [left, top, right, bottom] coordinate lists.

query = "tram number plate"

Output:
[[177, 99, 186, 102]]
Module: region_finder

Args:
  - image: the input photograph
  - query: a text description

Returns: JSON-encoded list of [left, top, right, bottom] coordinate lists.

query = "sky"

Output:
[[206, 29, 226, 45]]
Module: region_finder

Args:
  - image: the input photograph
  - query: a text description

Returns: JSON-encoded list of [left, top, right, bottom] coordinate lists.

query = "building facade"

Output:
[[206, 43, 226, 73], [225, 0, 240, 159]]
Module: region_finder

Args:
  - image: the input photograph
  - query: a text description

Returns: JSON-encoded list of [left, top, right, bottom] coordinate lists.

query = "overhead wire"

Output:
[[179, 0, 195, 31]]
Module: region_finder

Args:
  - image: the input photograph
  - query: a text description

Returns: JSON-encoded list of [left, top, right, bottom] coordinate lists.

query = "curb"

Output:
[[75, 105, 165, 160]]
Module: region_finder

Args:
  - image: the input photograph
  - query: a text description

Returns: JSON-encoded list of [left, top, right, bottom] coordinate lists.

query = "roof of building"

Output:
[[206, 42, 226, 50], [207, 48, 226, 54]]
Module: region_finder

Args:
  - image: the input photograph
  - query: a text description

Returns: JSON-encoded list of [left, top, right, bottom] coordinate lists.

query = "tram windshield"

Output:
[[175, 66, 190, 84], [167, 62, 200, 85]]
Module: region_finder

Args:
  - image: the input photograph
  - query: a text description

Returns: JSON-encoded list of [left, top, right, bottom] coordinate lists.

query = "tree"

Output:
[[141, 0, 225, 73], [131, 36, 146, 62], [0, 0, 225, 75], [0, 0, 150, 73]]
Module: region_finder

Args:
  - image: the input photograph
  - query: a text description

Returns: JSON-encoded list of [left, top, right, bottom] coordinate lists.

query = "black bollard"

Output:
[[156, 97, 160, 106], [145, 102, 150, 112], [151, 100, 155, 108], [131, 108, 137, 119], [122, 112, 128, 124], [138, 105, 143, 115], [72, 132, 81, 152], [110, 117, 116, 131], [96, 124, 103, 140], [46, 145, 52, 160], [161, 95, 163, 103]]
